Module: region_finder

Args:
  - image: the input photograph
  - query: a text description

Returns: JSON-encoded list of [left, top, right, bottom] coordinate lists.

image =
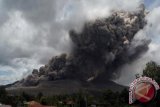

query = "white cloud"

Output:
[[0, 0, 143, 85], [0, 58, 42, 85]]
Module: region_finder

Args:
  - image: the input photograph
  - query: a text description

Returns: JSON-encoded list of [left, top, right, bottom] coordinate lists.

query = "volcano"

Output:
[[6, 5, 150, 96]]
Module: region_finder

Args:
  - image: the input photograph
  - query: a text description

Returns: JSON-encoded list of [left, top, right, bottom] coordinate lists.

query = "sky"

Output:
[[0, 0, 160, 85]]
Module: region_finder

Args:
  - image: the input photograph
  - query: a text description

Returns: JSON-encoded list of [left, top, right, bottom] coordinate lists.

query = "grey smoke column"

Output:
[[67, 6, 150, 81], [17, 5, 151, 86]]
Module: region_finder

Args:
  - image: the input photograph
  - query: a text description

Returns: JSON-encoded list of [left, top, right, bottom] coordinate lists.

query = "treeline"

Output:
[[0, 87, 129, 107]]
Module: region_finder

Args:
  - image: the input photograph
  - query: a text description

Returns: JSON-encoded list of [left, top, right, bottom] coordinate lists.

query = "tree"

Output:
[[142, 61, 160, 106], [40, 97, 47, 105], [0, 86, 7, 97], [119, 88, 129, 105], [0, 86, 7, 103], [36, 92, 43, 101], [102, 90, 119, 106], [143, 61, 160, 83]]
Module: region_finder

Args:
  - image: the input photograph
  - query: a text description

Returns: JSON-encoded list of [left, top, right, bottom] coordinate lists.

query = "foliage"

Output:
[[0, 87, 131, 107], [143, 61, 160, 83]]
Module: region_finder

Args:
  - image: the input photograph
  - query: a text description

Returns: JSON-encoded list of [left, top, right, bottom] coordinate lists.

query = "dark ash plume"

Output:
[[66, 8, 150, 81], [15, 5, 150, 86]]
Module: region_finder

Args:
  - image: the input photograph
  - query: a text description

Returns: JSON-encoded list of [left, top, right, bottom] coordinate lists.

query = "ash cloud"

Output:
[[15, 5, 151, 86], [61, 6, 150, 81], [0, 0, 143, 85], [116, 5, 160, 86]]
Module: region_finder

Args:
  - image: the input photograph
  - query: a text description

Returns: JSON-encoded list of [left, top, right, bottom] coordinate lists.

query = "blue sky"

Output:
[[145, 0, 153, 7], [145, 0, 160, 10]]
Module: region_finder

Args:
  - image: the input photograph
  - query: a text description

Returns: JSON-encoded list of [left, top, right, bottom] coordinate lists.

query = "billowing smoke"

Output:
[[15, 5, 150, 86], [66, 5, 150, 80]]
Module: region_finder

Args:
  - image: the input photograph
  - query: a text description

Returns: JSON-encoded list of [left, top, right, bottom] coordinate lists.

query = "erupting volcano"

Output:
[[6, 5, 150, 95]]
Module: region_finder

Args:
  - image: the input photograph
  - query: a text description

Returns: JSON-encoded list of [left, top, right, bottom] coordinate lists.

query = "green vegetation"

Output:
[[0, 87, 129, 107], [143, 61, 160, 83], [141, 61, 160, 107]]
